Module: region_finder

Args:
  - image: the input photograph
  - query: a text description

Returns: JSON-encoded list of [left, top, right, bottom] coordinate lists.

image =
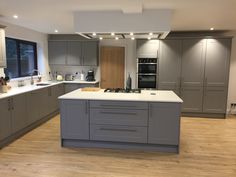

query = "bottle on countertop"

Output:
[[126, 73, 132, 90]]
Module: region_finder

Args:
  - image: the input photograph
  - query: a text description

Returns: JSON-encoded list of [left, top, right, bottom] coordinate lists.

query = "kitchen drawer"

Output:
[[90, 101, 148, 110], [90, 108, 148, 126], [90, 124, 147, 143]]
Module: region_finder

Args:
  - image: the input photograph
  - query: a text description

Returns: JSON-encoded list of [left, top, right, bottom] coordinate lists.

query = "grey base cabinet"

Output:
[[148, 103, 181, 145], [60, 100, 89, 140], [60, 100, 182, 152], [0, 98, 12, 141], [64, 83, 99, 93]]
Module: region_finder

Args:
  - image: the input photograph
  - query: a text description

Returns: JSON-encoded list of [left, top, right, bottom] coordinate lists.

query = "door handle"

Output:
[[11, 98, 14, 110], [7, 98, 11, 111]]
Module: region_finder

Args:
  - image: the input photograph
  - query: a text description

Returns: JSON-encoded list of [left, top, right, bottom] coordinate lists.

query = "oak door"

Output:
[[100, 46, 125, 88]]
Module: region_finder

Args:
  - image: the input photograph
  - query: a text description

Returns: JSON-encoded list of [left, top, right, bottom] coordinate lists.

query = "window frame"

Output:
[[5, 37, 38, 78]]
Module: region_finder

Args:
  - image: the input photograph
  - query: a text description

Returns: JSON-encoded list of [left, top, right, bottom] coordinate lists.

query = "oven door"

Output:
[[138, 74, 157, 89], [138, 64, 157, 74]]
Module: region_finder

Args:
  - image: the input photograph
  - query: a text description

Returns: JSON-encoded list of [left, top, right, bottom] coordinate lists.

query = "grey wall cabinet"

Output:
[[82, 41, 98, 66], [11, 94, 28, 133], [49, 40, 98, 66], [148, 103, 181, 145], [159, 40, 182, 95], [67, 41, 82, 65], [48, 41, 67, 65], [60, 100, 89, 140], [0, 98, 12, 141], [0, 28, 6, 68], [137, 40, 159, 58]]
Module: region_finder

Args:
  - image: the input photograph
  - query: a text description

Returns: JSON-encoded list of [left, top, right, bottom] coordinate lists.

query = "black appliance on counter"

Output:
[[137, 58, 158, 89], [104, 88, 141, 93], [86, 70, 95, 81]]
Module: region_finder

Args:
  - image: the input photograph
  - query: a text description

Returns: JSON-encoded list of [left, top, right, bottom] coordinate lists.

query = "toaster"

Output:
[[65, 74, 74, 81]]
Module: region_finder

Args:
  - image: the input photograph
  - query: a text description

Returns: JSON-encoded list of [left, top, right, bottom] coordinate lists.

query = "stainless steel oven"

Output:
[[137, 58, 158, 89]]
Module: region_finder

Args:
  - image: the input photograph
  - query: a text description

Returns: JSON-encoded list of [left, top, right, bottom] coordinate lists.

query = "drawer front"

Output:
[[90, 124, 147, 143], [90, 109, 148, 126], [90, 101, 148, 110]]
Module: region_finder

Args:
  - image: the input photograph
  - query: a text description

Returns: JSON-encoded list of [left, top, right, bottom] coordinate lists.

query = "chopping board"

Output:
[[81, 87, 101, 92]]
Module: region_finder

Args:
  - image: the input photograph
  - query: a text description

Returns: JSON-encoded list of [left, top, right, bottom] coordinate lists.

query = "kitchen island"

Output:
[[59, 89, 183, 153]]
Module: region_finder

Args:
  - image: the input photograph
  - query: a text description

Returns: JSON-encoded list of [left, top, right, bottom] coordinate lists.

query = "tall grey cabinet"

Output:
[[159, 37, 231, 117], [159, 40, 182, 95]]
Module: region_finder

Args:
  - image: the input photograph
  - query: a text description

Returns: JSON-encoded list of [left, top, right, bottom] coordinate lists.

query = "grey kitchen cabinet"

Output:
[[27, 90, 42, 124], [0, 94, 27, 140], [203, 86, 228, 113], [204, 39, 231, 87], [82, 41, 98, 66], [60, 100, 89, 140], [67, 41, 82, 65], [49, 40, 98, 66], [148, 102, 181, 145], [51, 84, 65, 110], [11, 94, 28, 133], [0, 28, 6, 68], [64, 83, 81, 93], [181, 39, 206, 87], [137, 40, 159, 58], [0, 98, 11, 141], [159, 40, 182, 95], [48, 41, 67, 65], [181, 86, 203, 112]]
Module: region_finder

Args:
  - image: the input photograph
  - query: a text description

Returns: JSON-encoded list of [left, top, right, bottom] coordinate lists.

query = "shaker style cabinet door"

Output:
[[204, 39, 231, 87], [0, 98, 12, 141], [67, 41, 82, 65], [82, 41, 98, 66], [148, 103, 181, 145], [11, 94, 28, 133], [0, 28, 6, 68], [60, 100, 89, 140], [48, 41, 67, 65], [137, 40, 159, 58], [159, 40, 182, 95]]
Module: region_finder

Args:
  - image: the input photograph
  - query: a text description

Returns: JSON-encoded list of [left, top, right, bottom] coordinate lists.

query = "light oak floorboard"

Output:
[[0, 115, 236, 177]]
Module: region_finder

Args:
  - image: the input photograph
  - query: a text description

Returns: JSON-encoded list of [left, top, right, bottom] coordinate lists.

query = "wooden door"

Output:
[[100, 46, 125, 88]]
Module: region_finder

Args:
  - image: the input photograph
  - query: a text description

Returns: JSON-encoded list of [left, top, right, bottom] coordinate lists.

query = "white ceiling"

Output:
[[0, 0, 236, 34]]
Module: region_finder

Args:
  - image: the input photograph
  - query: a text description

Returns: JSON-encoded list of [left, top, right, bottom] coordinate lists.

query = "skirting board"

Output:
[[62, 139, 179, 153]]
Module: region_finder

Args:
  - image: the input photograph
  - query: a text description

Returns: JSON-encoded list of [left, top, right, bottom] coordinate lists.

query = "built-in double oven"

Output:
[[137, 58, 158, 89]]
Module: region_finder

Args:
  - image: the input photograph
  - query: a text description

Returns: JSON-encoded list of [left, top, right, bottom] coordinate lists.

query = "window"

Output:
[[4, 38, 37, 78]]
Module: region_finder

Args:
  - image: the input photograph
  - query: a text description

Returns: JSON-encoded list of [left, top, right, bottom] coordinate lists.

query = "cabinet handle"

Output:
[[100, 105, 137, 108], [149, 104, 152, 117], [7, 99, 11, 111], [100, 111, 137, 115], [11, 98, 14, 110], [100, 128, 137, 132]]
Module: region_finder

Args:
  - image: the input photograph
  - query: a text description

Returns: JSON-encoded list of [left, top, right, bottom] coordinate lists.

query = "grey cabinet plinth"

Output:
[[0, 98, 12, 141], [60, 100, 89, 140], [148, 102, 181, 145], [159, 40, 182, 95]]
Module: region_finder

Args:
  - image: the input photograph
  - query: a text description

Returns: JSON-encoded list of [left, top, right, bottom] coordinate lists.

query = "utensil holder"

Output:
[[1, 85, 8, 93]]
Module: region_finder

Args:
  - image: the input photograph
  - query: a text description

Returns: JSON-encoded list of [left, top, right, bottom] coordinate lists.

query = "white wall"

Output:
[[99, 39, 137, 88], [0, 21, 49, 80]]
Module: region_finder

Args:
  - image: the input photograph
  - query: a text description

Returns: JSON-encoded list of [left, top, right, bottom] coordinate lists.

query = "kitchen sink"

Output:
[[36, 83, 51, 86]]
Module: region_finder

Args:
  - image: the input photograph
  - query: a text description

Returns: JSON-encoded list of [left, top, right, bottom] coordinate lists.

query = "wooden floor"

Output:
[[0, 115, 236, 177]]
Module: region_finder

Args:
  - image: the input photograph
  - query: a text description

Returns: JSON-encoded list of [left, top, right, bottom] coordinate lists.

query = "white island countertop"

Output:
[[59, 89, 183, 103]]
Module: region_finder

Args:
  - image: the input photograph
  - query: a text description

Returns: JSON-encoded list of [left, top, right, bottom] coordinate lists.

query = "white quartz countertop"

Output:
[[59, 89, 183, 103], [0, 80, 99, 100]]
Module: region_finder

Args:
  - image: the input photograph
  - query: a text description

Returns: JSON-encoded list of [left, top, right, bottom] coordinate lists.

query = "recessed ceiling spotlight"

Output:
[[54, 29, 59, 33], [13, 15, 18, 19], [148, 37, 151, 40], [111, 32, 115, 36], [131, 37, 135, 40], [130, 32, 134, 36], [92, 32, 96, 36], [99, 37, 103, 40], [115, 37, 119, 40], [149, 32, 153, 35], [210, 28, 214, 31]]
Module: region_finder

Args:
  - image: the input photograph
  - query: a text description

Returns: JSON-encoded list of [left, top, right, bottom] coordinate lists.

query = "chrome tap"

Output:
[[30, 69, 40, 85]]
